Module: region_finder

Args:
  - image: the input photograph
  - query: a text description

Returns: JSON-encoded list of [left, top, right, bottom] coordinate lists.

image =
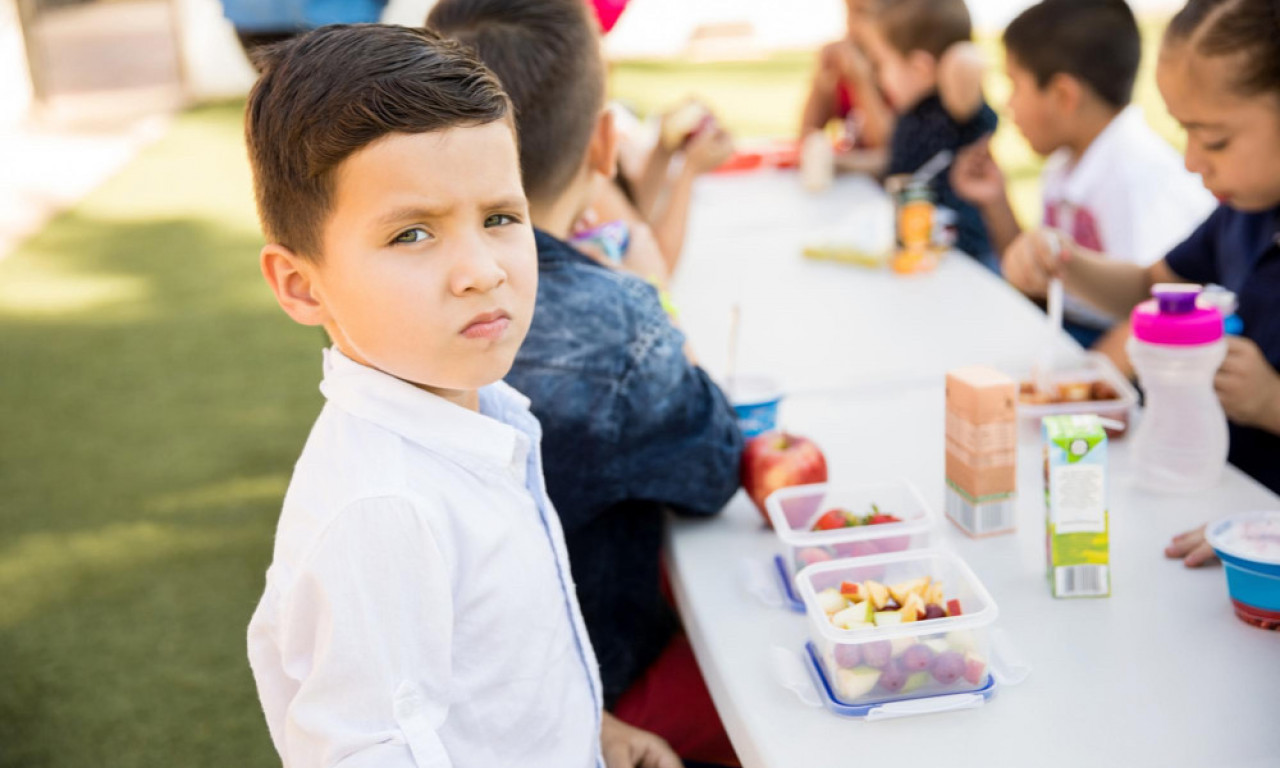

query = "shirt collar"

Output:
[[318, 347, 534, 476], [534, 227, 598, 268], [1060, 105, 1143, 205]]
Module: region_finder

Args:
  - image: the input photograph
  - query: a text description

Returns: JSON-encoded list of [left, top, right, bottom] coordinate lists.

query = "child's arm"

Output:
[[1215, 336, 1280, 435], [617, 301, 744, 517], [631, 126, 678, 223], [1003, 229, 1182, 317], [950, 138, 1021, 256], [601, 711, 682, 768], [281, 498, 454, 767], [1165, 524, 1218, 567], [834, 39, 893, 148], [648, 125, 733, 273], [799, 45, 842, 140]]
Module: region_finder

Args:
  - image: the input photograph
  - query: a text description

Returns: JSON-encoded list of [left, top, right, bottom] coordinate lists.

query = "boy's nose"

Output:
[[450, 238, 507, 296], [1184, 143, 1208, 178]]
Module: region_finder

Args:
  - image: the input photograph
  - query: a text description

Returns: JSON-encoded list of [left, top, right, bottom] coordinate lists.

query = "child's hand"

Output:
[[823, 39, 873, 85], [1165, 524, 1218, 567], [938, 42, 985, 121], [1215, 336, 1280, 431], [601, 712, 682, 768], [1002, 228, 1071, 299], [684, 124, 734, 175], [950, 138, 1005, 206]]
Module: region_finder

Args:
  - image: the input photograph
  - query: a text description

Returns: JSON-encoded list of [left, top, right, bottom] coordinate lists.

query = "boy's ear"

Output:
[[260, 243, 329, 327], [1047, 72, 1083, 115], [907, 49, 937, 81], [586, 107, 619, 179]]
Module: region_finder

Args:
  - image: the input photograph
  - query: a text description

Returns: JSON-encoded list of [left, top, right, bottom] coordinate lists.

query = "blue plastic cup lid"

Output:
[[726, 374, 783, 407]]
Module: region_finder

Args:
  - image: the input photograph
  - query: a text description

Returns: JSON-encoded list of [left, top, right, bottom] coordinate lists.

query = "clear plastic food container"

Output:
[[765, 481, 935, 581], [795, 548, 998, 706], [1012, 351, 1138, 437]]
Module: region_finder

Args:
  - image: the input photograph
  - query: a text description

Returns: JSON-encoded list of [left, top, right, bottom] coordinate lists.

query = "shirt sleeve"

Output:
[[279, 496, 455, 768], [1163, 205, 1226, 285], [615, 291, 745, 517], [1115, 159, 1218, 267]]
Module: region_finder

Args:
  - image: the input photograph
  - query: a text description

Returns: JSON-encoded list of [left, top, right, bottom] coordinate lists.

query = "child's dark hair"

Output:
[[877, 0, 972, 60], [427, 0, 605, 205], [1166, 0, 1280, 97], [245, 24, 511, 259], [1003, 0, 1140, 109]]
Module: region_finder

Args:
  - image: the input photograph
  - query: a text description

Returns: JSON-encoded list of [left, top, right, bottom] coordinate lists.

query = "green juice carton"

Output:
[[1043, 415, 1111, 598]]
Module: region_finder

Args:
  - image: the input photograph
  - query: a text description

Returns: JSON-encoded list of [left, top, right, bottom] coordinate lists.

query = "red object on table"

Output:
[[713, 140, 801, 174]]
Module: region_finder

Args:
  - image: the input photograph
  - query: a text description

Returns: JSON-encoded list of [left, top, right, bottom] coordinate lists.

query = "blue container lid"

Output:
[[803, 642, 996, 719], [773, 555, 806, 613]]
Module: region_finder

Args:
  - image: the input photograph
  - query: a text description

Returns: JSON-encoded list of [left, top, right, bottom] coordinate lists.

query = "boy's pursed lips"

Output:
[[460, 309, 512, 340]]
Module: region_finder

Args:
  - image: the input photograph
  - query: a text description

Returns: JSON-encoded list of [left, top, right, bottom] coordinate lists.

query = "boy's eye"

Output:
[[485, 213, 518, 228], [392, 227, 430, 244], [1204, 139, 1230, 152]]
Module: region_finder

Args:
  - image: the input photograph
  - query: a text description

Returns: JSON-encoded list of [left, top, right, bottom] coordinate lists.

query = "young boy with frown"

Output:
[[428, 2, 744, 764], [243, 24, 677, 768]]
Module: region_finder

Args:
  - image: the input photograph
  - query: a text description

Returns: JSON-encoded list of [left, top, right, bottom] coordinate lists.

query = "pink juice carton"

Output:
[[945, 366, 1017, 537]]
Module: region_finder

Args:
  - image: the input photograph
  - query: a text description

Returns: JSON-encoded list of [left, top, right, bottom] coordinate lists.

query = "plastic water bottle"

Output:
[[1127, 284, 1229, 492]]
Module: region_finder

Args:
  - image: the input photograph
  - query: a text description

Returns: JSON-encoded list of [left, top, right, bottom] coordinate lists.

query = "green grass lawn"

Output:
[[0, 21, 1179, 767]]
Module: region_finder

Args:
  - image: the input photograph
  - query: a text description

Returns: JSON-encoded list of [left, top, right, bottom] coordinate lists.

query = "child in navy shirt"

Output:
[[1000, 0, 1280, 562], [862, 0, 999, 267]]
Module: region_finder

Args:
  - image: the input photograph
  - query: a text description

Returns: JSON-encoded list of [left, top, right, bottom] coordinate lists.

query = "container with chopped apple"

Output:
[[795, 549, 998, 707]]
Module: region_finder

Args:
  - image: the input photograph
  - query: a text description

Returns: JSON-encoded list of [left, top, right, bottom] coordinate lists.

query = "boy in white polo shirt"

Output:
[[951, 0, 1215, 374], [243, 25, 678, 768]]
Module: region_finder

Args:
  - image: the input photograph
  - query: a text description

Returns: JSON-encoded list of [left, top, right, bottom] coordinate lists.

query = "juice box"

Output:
[[1043, 414, 1111, 598], [945, 366, 1017, 537]]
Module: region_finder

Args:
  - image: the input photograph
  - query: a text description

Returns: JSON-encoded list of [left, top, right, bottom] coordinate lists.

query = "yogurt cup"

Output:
[[1206, 511, 1280, 630], [726, 375, 783, 437]]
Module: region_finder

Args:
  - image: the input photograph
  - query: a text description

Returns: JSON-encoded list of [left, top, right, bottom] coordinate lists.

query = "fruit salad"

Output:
[[815, 577, 989, 702], [815, 577, 962, 628], [826, 630, 989, 703], [810, 504, 902, 532]]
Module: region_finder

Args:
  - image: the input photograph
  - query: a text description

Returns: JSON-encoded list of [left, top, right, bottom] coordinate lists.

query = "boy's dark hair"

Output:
[[245, 24, 511, 259], [427, 0, 605, 205], [1166, 0, 1280, 98], [878, 0, 972, 59], [1003, 0, 1140, 109]]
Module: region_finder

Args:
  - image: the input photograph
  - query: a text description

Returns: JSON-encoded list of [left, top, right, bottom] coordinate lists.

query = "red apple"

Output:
[[741, 431, 828, 525]]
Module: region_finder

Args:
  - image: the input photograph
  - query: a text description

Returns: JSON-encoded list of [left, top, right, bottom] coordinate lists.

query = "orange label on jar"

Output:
[[898, 200, 934, 248]]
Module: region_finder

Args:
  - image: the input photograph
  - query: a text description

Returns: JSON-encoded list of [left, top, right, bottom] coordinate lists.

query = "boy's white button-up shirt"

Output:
[[1041, 104, 1217, 328], [248, 348, 603, 768]]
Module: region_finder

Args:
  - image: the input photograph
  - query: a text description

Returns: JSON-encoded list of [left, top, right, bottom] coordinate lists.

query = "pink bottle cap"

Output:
[[1131, 284, 1223, 346]]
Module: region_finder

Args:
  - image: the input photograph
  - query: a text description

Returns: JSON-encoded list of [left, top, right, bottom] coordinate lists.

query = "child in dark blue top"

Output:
[[864, 0, 999, 267], [1001, 0, 1280, 566], [429, 1, 744, 764]]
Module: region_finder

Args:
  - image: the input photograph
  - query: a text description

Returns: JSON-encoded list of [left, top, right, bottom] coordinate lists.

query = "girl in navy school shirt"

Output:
[[1000, 0, 1280, 566]]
